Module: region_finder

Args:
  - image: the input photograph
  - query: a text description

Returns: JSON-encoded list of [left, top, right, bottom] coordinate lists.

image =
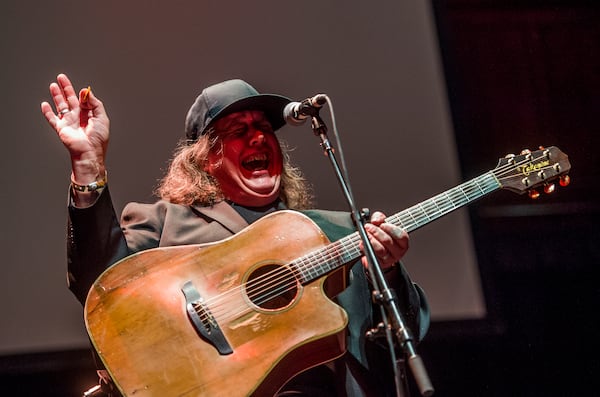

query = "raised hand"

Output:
[[41, 73, 110, 184]]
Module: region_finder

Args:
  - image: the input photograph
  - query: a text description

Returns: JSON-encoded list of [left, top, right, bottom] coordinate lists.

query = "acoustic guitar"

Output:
[[85, 146, 570, 396]]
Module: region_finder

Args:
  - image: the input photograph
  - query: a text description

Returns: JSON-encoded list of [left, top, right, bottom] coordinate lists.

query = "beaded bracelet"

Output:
[[71, 171, 107, 192]]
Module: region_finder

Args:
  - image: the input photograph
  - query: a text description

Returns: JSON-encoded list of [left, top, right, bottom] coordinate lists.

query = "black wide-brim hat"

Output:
[[184, 79, 291, 141]]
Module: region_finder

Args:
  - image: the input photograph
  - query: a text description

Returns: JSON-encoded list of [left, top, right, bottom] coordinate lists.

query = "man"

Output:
[[41, 74, 429, 396]]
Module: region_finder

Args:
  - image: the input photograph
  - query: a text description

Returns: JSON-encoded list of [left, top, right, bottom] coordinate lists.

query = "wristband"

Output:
[[71, 171, 107, 192]]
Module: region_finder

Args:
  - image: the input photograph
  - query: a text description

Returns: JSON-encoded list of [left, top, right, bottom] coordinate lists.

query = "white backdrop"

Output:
[[0, 0, 485, 355]]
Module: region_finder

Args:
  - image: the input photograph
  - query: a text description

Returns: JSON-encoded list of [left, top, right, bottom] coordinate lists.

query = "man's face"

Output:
[[205, 110, 283, 207]]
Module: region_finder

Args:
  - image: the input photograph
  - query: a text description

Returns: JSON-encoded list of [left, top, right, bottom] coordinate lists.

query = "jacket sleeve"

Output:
[[67, 186, 130, 305], [379, 262, 431, 343]]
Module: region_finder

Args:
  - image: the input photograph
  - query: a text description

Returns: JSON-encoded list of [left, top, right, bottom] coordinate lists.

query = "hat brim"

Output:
[[204, 94, 291, 135]]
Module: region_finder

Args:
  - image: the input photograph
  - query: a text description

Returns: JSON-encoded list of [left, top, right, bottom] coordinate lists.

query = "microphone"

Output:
[[283, 94, 328, 126]]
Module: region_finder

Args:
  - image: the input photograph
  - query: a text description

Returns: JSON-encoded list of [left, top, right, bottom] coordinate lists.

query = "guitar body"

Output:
[[85, 211, 348, 397], [85, 146, 571, 396]]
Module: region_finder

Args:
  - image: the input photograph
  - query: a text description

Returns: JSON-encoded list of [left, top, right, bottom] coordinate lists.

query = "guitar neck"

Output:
[[294, 171, 501, 284], [387, 171, 500, 233]]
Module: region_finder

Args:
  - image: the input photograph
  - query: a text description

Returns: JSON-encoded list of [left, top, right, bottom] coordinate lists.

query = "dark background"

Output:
[[2, 1, 599, 396], [420, 1, 599, 396]]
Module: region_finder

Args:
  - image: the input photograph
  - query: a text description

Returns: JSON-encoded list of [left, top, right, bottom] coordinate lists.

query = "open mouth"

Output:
[[242, 153, 270, 172]]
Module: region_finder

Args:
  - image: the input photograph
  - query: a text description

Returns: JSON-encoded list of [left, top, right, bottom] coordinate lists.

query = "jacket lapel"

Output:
[[191, 201, 249, 235]]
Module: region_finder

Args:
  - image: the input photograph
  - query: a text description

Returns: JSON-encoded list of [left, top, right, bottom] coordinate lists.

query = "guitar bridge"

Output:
[[181, 281, 233, 355]]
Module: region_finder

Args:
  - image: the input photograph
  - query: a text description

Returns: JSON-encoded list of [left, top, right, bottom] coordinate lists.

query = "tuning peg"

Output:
[[538, 145, 546, 150], [520, 149, 532, 155], [544, 183, 555, 194], [553, 164, 562, 172], [559, 175, 571, 187], [528, 189, 540, 199], [537, 170, 546, 180]]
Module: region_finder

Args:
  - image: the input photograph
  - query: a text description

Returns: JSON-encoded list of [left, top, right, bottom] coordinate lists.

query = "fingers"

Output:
[[42, 73, 108, 129], [49, 82, 70, 115], [42, 74, 79, 132], [366, 223, 408, 257], [80, 86, 101, 111], [79, 87, 93, 126], [78, 86, 109, 131], [80, 86, 91, 103], [379, 223, 409, 254], [368, 211, 387, 226], [57, 74, 80, 111], [49, 74, 77, 115], [360, 211, 409, 269], [79, 86, 107, 116], [40, 101, 59, 129]]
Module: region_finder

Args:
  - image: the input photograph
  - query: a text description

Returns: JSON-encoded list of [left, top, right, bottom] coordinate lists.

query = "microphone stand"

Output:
[[307, 111, 434, 397]]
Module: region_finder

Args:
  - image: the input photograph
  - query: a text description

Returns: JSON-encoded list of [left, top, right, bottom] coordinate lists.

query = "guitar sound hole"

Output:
[[245, 264, 299, 310]]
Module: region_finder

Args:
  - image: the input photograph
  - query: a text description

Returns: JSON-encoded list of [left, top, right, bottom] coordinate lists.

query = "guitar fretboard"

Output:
[[292, 171, 501, 284]]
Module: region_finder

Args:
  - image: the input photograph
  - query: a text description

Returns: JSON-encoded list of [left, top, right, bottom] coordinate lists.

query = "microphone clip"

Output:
[[294, 95, 326, 119], [283, 94, 328, 126]]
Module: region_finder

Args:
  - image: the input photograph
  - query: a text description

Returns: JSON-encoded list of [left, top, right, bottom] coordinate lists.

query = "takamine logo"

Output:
[[518, 159, 550, 176]]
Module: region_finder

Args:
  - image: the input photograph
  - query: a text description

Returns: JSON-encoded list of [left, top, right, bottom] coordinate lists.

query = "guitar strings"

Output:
[[200, 155, 552, 324], [198, 152, 552, 323], [196, 152, 559, 324]]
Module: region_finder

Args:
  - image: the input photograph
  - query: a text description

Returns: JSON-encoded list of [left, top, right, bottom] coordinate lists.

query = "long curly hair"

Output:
[[155, 131, 313, 209]]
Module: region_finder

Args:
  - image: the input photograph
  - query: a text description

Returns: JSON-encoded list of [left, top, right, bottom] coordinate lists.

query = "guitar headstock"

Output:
[[494, 146, 571, 197]]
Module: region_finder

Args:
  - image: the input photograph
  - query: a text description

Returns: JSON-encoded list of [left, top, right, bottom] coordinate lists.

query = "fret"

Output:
[[420, 199, 436, 217], [293, 257, 311, 283], [474, 178, 486, 195], [433, 195, 445, 211], [407, 209, 420, 228], [466, 184, 475, 199], [458, 185, 470, 202], [430, 196, 443, 213], [443, 192, 457, 209], [418, 203, 431, 222], [294, 170, 503, 284]]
